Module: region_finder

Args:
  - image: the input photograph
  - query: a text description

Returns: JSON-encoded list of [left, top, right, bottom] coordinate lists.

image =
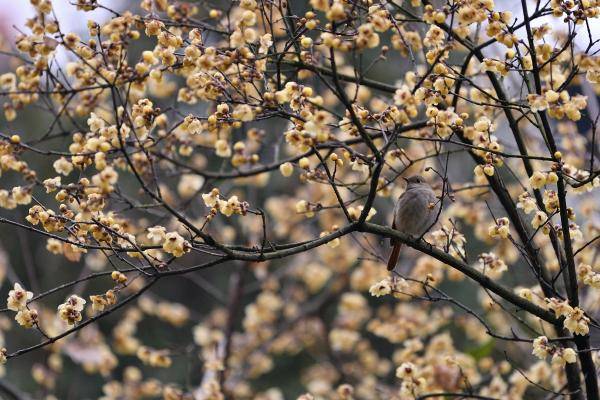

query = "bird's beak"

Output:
[[402, 177, 409, 183]]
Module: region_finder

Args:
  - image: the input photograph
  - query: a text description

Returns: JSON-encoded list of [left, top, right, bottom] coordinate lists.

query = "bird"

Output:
[[387, 175, 440, 271]]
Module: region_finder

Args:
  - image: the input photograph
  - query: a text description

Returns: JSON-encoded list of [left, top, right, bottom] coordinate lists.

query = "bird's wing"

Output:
[[394, 190, 420, 220]]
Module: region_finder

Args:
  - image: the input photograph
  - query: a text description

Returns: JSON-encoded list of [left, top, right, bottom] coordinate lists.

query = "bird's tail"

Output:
[[387, 242, 403, 271]]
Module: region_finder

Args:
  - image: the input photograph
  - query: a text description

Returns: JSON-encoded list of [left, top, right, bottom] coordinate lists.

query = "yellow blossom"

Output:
[[369, 278, 393, 297], [7, 283, 33, 311], [162, 232, 190, 257], [529, 171, 547, 189], [57, 295, 86, 325], [15, 309, 38, 328], [488, 217, 510, 239]]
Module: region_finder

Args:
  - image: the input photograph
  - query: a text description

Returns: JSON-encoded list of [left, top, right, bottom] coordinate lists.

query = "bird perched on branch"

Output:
[[388, 175, 440, 271]]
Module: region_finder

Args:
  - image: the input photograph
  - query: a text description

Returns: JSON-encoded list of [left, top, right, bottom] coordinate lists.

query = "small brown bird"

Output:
[[388, 175, 440, 271]]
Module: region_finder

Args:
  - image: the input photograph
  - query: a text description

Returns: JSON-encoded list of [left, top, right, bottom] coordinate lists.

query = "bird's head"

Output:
[[403, 175, 428, 189]]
